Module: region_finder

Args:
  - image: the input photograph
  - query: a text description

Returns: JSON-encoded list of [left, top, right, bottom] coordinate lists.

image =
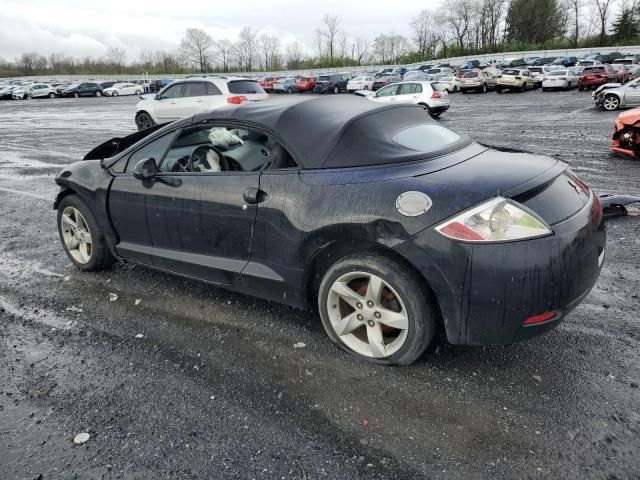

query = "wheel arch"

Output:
[[304, 239, 445, 334]]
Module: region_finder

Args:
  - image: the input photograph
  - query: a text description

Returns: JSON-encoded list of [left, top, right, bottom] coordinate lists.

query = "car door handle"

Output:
[[243, 188, 267, 205]]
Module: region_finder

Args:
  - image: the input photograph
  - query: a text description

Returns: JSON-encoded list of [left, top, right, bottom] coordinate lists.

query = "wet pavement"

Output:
[[0, 92, 639, 479]]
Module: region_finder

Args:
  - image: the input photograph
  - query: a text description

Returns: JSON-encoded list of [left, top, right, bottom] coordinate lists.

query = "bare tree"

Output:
[[259, 34, 280, 71], [318, 14, 341, 65], [237, 27, 258, 71], [107, 46, 127, 73], [180, 28, 213, 72], [286, 41, 303, 68], [443, 0, 474, 50], [593, 0, 614, 44], [354, 37, 370, 65], [215, 39, 233, 72]]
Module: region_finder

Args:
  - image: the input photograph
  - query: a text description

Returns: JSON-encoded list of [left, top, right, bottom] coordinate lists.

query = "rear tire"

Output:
[[521, 84, 526, 93], [112, 91, 119, 97], [74, 92, 80, 98], [496, 87, 502, 93], [57, 195, 115, 271], [48, 92, 56, 98], [95, 90, 102, 97], [318, 254, 437, 366], [333, 86, 340, 94], [481, 83, 487, 93]]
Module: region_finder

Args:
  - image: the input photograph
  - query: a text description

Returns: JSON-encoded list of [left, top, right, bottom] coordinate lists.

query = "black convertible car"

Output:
[[54, 96, 605, 365]]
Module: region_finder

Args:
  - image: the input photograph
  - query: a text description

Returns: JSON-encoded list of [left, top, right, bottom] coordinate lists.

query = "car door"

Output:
[[623, 79, 640, 105], [153, 83, 184, 122], [396, 83, 420, 104], [200, 82, 225, 113], [108, 129, 179, 265], [177, 81, 208, 118], [372, 84, 399, 103], [139, 122, 268, 284]]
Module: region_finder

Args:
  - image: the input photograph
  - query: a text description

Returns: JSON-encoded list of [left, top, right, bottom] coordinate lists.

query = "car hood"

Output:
[[83, 123, 169, 160], [616, 108, 640, 127]]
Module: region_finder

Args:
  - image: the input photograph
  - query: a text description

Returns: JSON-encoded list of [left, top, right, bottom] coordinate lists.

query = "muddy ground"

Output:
[[0, 91, 639, 480]]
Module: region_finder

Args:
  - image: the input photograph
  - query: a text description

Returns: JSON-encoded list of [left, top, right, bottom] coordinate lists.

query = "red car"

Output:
[[610, 64, 629, 84], [296, 76, 316, 92], [578, 65, 616, 90], [258, 76, 281, 92], [612, 108, 640, 158]]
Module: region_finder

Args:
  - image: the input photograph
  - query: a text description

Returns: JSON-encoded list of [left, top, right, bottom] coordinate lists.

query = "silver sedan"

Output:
[[542, 70, 579, 91]]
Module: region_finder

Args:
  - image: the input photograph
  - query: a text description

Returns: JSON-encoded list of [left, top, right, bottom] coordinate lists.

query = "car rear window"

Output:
[[431, 82, 445, 92], [502, 69, 520, 75], [463, 72, 478, 78], [393, 124, 460, 152], [227, 80, 265, 94], [583, 67, 604, 74], [549, 70, 567, 76]]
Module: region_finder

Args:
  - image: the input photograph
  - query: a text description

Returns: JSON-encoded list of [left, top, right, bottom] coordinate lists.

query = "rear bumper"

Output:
[[394, 193, 605, 345]]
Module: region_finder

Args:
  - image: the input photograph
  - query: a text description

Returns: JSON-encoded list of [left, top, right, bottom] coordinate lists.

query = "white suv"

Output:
[[135, 76, 269, 130], [364, 81, 450, 118]]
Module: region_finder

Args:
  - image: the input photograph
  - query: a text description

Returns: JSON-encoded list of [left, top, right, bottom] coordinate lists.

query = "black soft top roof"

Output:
[[192, 95, 471, 169]]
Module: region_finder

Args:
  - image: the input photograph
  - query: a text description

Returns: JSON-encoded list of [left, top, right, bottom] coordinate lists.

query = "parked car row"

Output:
[[0, 78, 167, 100]]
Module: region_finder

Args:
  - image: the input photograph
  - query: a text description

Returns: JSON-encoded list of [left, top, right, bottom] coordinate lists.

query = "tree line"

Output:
[[1, 2, 638, 78]]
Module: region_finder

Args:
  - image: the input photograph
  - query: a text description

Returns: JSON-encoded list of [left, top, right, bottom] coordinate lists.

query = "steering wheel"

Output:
[[188, 145, 230, 172]]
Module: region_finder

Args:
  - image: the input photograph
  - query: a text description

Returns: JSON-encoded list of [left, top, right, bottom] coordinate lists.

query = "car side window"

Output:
[[183, 82, 207, 97], [158, 124, 292, 174], [123, 132, 177, 173], [159, 84, 184, 99], [377, 85, 399, 97], [398, 83, 418, 95], [206, 82, 222, 95]]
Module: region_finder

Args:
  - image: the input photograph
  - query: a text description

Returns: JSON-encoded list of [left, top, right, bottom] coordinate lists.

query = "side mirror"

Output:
[[155, 93, 161, 100], [133, 157, 157, 180]]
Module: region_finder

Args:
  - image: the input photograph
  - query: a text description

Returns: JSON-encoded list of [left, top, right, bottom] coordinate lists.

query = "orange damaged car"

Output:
[[612, 108, 640, 158]]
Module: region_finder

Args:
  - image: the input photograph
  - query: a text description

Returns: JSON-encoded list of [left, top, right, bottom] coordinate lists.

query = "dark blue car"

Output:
[[313, 74, 348, 94]]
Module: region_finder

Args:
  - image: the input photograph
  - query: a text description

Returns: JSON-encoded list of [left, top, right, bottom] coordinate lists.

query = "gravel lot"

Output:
[[0, 92, 639, 480]]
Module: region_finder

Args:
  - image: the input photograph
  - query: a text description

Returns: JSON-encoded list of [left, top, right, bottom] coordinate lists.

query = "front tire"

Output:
[[318, 254, 437, 366], [333, 86, 340, 94], [57, 195, 115, 271], [95, 90, 102, 97], [135, 111, 156, 131], [112, 91, 119, 97], [74, 92, 80, 98], [48, 92, 56, 98], [603, 94, 620, 111]]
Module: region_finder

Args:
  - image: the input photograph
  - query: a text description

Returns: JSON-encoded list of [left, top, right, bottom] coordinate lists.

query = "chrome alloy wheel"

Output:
[[60, 206, 93, 264], [326, 271, 409, 358]]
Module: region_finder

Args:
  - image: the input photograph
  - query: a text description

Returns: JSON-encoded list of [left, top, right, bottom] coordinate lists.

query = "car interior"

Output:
[[158, 125, 297, 174]]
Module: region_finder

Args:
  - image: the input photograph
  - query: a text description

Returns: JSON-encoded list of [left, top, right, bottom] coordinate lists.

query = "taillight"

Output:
[[523, 310, 558, 325], [431, 91, 442, 99], [435, 197, 552, 243], [227, 96, 248, 104]]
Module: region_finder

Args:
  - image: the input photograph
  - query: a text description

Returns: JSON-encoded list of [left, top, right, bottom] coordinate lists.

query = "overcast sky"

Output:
[[0, 0, 442, 61]]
